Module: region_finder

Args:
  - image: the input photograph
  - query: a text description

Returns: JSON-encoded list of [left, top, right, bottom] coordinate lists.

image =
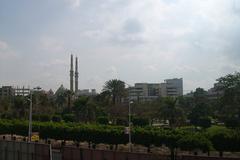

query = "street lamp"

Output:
[[28, 87, 41, 142], [28, 91, 33, 142], [128, 100, 133, 152]]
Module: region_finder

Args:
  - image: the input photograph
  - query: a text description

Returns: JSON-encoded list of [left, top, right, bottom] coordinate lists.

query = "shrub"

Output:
[[32, 114, 39, 121], [52, 115, 62, 122], [225, 117, 240, 129], [207, 127, 238, 157], [116, 118, 128, 126], [97, 117, 109, 125], [63, 114, 76, 122], [39, 114, 51, 122], [178, 133, 211, 152], [132, 117, 149, 126]]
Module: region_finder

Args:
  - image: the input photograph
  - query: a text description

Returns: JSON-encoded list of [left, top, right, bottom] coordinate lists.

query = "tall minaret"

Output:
[[75, 56, 79, 94], [70, 54, 74, 92]]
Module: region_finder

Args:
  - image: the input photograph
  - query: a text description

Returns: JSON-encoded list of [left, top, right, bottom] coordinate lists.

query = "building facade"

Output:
[[77, 89, 97, 96], [128, 83, 161, 101], [15, 86, 30, 96], [0, 86, 32, 98], [128, 78, 183, 101], [0, 86, 15, 98], [162, 78, 183, 97], [207, 83, 224, 99]]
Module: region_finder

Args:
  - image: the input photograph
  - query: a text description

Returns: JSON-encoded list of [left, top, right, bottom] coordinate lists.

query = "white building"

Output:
[[128, 78, 183, 101], [77, 89, 97, 96], [128, 83, 161, 101], [161, 78, 183, 97]]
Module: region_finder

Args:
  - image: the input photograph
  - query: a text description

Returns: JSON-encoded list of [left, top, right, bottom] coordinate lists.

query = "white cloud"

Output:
[[40, 36, 65, 53], [0, 40, 8, 50], [65, 0, 81, 8], [1, 0, 240, 92], [144, 65, 159, 72], [105, 66, 119, 79], [0, 40, 17, 60]]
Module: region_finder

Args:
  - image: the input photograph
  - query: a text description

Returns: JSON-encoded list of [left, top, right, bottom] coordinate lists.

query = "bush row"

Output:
[[0, 119, 239, 156]]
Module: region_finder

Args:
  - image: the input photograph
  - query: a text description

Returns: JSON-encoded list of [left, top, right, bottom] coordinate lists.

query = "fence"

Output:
[[62, 147, 169, 160], [61, 147, 240, 160], [1, 140, 240, 160], [181, 155, 240, 160], [0, 140, 51, 160]]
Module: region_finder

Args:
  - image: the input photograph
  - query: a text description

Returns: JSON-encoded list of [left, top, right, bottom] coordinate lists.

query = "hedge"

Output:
[[0, 119, 240, 155]]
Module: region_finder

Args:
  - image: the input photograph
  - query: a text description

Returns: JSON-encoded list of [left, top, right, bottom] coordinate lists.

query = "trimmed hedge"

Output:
[[0, 119, 239, 154]]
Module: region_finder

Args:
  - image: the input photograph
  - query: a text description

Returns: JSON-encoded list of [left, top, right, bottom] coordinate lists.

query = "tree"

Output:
[[73, 97, 97, 122], [193, 88, 208, 104], [189, 103, 211, 128], [207, 127, 240, 157], [188, 88, 212, 128], [159, 97, 186, 128], [217, 72, 240, 127], [55, 85, 67, 108], [102, 79, 126, 105], [12, 96, 28, 119]]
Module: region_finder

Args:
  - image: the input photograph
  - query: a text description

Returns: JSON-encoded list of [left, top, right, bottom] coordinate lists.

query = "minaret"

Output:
[[75, 56, 79, 94], [70, 54, 74, 92]]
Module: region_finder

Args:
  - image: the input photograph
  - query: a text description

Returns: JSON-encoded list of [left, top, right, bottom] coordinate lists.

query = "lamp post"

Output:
[[28, 86, 41, 142], [128, 100, 133, 152], [28, 91, 33, 142]]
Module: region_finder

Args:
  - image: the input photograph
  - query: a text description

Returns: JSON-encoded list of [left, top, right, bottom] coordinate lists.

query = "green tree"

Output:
[[12, 96, 28, 119], [55, 85, 67, 108], [159, 97, 186, 128], [102, 79, 126, 105], [217, 72, 240, 127], [73, 97, 96, 122], [207, 127, 240, 157], [189, 88, 212, 128], [178, 133, 211, 154], [189, 103, 211, 128]]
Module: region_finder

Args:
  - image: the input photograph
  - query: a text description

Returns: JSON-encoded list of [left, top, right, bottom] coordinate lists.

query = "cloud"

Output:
[[40, 36, 65, 53], [1, 0, 240, 92], [144, 65, 159, 72], [0, 40, 8, 50], [0, 40, 17, 60], [105, 66, 119, 79], [65, 0, 81, 8]]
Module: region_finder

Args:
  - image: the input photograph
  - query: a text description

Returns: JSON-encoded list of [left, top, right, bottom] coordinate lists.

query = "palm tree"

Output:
[[102, 79, 126, 105]]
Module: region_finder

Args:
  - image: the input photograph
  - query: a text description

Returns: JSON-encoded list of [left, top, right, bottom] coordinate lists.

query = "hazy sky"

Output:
[[1, 0, 240, 93]]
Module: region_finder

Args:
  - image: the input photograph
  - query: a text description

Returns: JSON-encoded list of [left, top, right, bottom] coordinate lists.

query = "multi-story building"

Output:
[[207, 83, 224, 99], [161, 78, 183, 97], [128, 78, 183, 101], [0, 86, 15, 98], [0, 86, 31, 98], [14, 86, 30, 96], [128, 83, 161, 101], [77, 89, 97, 96]]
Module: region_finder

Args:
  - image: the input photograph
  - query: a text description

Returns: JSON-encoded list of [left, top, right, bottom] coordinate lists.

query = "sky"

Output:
[[0, 0, 240, 93]]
